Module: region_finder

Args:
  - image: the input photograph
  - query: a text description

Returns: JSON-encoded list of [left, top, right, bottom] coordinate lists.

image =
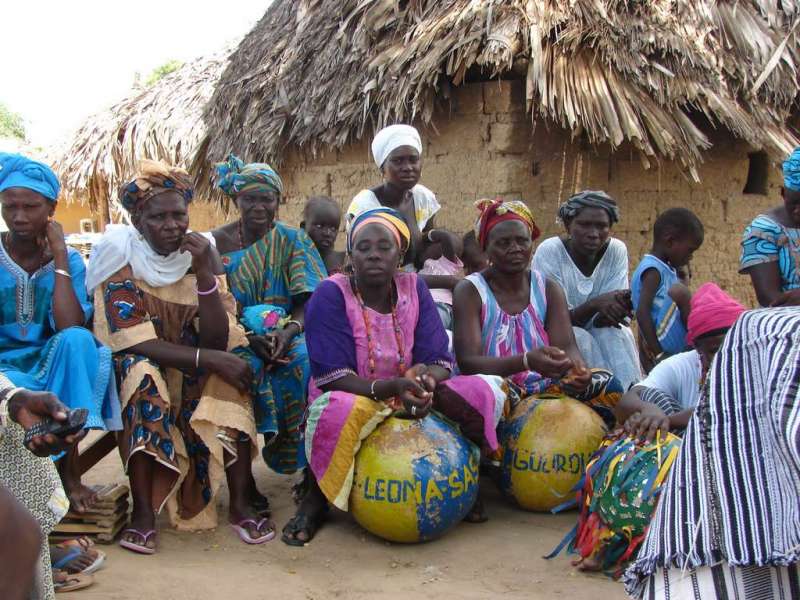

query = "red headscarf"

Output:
[[474, 198, 540, 250], [686, 283, 746, 346]]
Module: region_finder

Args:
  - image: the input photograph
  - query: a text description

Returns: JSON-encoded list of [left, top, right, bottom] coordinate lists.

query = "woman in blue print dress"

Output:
[[0, 153, 120, 513], [741, 146, 800, 306]]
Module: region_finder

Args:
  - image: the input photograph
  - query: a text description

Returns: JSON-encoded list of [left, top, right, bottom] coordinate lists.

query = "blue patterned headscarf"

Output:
[[782, 147, 800, 192], [119, 159, 194, 212], [215, 154, 284, 198], [0, 153, 60, 201]]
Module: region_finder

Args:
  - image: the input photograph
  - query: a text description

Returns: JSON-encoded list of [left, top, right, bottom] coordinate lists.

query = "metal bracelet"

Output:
[[2, 387, 22, 403], [521, 351, 531, 371], [370, 379, 379, 400], [54, 269, 72, 278], [285, 319, 304, 334], [195, 348, 201, 369]]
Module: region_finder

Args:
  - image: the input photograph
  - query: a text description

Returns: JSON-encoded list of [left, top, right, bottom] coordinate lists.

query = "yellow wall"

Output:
[[189, 80, 782, 307], [54, 201, 95, 234]]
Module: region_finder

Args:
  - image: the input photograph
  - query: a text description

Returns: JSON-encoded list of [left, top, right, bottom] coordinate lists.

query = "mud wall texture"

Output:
[[191, 79, 782, 306]]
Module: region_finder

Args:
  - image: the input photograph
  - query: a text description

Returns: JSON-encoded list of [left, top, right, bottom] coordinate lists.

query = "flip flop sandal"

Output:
[[231, 518, 276, 545], [53, 571, 94, 593], [51, 546, 106, 575], [56, 537, 95, 551], [52, 548, 83, 572], [119, 529, 157, 555], [281, 509, 326, 547]]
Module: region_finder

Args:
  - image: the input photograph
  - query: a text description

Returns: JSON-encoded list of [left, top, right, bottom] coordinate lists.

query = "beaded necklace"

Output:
[[351, 276, 406, 376]]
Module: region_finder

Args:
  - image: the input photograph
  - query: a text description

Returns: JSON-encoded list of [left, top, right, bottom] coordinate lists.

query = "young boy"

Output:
[[301, 196, 345, 275], [632, 208, 704, 369]]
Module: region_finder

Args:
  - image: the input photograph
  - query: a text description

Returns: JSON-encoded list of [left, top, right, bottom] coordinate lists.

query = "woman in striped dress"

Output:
[[453, 199, 623, 426], [624, 307, 800, 599]]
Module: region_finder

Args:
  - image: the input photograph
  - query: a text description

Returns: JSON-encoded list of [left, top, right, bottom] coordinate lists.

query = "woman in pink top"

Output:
[[283, 208, 508, 545]]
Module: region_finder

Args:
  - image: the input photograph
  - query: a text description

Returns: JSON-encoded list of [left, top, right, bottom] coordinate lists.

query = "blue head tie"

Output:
[[0, 153, 60, 201]]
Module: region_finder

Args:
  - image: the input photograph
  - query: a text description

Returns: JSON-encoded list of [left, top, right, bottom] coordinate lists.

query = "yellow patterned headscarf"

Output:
[[347, 207, 411, 256], [474, 198, 539, 249]]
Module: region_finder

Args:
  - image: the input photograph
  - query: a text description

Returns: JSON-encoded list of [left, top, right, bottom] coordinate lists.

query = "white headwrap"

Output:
[[85, 224, 213, 292], [371, 124, 422, 168]]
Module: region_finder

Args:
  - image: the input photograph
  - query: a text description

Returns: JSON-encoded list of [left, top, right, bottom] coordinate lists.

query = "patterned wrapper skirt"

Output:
[[305, 374, 507, 510]]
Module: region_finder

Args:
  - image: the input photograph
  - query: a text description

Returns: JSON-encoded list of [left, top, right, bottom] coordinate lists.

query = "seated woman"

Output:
[[624, 307, 800, 599], [347, 124, 461, 286], [86, 160, 271, 553], [284, 207, 507, 545], [453, 199, 623, 426], [615, 283, 745, 441], [211, 155, 326, 489], [0, 153, 120, 513], [532, 190, 642, 390], [740, 146, 800, 306]]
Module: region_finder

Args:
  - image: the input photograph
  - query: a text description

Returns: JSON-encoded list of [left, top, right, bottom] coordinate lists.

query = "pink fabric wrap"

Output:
[[686, 283, 746, 345], [419, 256, 464, 305]]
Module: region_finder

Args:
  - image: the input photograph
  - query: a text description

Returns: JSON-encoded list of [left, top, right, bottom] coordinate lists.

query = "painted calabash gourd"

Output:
[[500, 394, 607, 511], [350, 413, 480, 543]]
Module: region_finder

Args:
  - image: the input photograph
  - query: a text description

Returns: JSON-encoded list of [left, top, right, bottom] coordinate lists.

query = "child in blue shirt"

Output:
[[632, 208, 704, 369]]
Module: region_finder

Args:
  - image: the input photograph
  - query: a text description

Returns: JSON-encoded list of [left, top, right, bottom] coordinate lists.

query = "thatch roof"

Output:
[[204, 0, 800, 180], [53, 47, 232, 216]]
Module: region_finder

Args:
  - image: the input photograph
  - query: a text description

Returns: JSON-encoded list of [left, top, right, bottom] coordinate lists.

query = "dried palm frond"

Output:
[[203, 0, 799, 181], [52, 47, 232, 216]]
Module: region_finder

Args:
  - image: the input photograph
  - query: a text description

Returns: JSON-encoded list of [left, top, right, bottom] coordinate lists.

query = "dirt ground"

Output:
[[77, 441, 629, 600]]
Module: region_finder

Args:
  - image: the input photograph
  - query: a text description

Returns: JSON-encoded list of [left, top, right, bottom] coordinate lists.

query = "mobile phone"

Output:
[[23, 408, 88, 447], [51, 408, 89, 437]]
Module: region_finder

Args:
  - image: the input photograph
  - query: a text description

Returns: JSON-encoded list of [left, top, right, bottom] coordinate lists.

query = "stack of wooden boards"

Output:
[[50, 483, 129, 544]]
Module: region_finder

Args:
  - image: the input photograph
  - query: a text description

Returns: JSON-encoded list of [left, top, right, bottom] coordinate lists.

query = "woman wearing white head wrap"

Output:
[[370, 124, 423, 168], [346, 124, 462, 297]]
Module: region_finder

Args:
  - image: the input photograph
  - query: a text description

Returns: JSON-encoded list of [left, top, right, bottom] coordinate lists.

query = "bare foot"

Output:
[[463, 496, 489, 523], [64, 482, 97, 514], [282, 485, 327, 545], [58, 457, 97, 514], [61, 446, 98, 513], [573, 556, 603, 572]]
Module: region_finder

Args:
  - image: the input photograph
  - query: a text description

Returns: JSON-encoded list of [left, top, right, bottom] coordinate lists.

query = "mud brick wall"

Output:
[[191, 80, 782, 306]]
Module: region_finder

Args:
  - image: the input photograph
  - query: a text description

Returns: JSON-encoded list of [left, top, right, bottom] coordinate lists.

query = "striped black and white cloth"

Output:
[[637, 386, 684, 416], [639, 563, 799, 599], [625, 308, 800, 599]]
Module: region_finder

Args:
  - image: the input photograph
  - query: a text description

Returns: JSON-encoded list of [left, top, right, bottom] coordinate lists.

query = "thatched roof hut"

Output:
[[203, 0, 800, 179], [53, 47, 232, 222]]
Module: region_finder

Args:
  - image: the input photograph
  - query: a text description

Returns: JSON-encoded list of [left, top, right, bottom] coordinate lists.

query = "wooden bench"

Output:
[[76, 431, 118, 476]]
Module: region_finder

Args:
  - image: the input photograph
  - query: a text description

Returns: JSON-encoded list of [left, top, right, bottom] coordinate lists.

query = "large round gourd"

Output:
[[350, 414, 479, 543], [500, 394, 606, 511]]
